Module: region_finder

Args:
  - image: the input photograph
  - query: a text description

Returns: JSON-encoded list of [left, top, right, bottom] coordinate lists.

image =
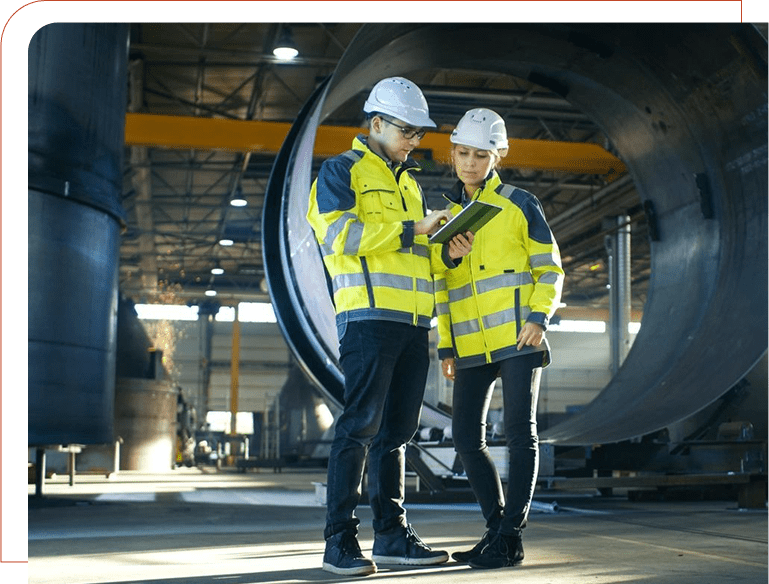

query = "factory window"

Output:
[[238, 302, 277, 323], [548, 320, 641, 334], [134, 304, 199, 321], [205, 411, 254, 434], [214, 303, 277, 322], [549, 320, 606, 333]]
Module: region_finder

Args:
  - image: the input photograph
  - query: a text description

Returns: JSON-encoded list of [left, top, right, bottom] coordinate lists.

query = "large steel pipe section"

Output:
[[28, 24, 129, 445], [264, 24, 767, 444]]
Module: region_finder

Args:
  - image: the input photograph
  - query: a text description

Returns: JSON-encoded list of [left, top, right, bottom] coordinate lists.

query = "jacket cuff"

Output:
[[437, 347, 455, 360], [400, 220, 415, 248], [441, 244, 460, 268], [526, 311, 549, 331]]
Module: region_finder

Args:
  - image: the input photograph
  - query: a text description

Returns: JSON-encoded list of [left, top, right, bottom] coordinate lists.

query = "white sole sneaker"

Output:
[[371, 552, 449, 566], [322, 561, 377, 576]]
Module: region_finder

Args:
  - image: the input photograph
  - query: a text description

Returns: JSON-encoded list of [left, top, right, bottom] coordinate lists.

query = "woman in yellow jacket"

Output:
[[434, 108, 564, 569]]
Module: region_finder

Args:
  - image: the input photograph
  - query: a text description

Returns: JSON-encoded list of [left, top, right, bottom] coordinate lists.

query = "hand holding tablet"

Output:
[[429, 200, 503, 244]]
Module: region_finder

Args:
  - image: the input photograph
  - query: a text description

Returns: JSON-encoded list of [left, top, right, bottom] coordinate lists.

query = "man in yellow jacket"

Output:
[[307, 77, 471, 576]]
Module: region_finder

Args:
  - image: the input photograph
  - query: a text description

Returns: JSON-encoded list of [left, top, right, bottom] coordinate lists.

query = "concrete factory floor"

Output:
[[28, 468, 767, 584]]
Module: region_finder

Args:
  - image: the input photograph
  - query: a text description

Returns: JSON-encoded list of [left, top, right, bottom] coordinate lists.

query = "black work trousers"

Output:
[[324, 320, 429, 539], [451, 351, 542, 536]]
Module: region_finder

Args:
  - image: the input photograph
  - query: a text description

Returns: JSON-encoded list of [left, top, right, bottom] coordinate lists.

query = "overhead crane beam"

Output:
[[124, 112, 626, 176]]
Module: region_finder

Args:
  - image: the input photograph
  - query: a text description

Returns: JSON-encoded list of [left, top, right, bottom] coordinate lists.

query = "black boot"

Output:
[[322, 530, 377, 576], [372, 523, 449, 565], [468, 532, 524, 569], [451, 530, 494, 563]]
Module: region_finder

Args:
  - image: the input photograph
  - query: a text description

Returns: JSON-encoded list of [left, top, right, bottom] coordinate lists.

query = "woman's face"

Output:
[[452, 145, 497, 188]]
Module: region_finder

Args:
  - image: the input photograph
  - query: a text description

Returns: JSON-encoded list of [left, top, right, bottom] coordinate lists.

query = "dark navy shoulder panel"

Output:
[[316, 150, 364, 214], [496, 183, 553, 244]]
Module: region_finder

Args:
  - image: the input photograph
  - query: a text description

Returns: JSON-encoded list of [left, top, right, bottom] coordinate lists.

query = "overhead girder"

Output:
[[262, 23, 767, 446], [124, 112, 627, 176]]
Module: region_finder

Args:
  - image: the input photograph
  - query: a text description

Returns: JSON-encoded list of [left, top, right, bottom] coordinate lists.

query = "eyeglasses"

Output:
[[380, 117, 426, 140]]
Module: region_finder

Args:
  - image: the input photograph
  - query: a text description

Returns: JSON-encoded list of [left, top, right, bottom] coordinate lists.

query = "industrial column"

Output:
[[606, 215, 632, 375]]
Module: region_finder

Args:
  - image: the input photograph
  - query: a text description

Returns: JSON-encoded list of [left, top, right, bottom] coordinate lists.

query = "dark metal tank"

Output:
[[28, 23, 129, 445]]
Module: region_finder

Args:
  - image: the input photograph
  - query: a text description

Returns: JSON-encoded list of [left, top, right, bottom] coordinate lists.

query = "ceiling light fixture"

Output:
[[230, 186, 247, 207], [273, 26, 299, 60], [205, 289, 217, 297], [219, 238, 234, 246], [211, 266, 224, 276]]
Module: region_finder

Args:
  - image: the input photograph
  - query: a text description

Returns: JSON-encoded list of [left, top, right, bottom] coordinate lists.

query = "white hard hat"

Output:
[[450, 108, 509, 156], [363, 77, 437, 128]]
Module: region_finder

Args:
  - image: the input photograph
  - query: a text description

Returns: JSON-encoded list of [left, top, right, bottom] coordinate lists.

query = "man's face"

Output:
[[371, 116, 424, 163]]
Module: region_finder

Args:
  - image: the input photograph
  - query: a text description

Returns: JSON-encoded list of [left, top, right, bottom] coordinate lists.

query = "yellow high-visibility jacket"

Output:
[[435, 172, 564, 369], [307, 135, 455, 330]]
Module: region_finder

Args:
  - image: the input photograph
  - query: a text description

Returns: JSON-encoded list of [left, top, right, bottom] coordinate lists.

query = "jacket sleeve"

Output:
[[434, 272, 455, 359], [429, 241, 458, 274], [307, 156, 409, 256], [427, 200, 461, 274], [522, 197, 564, 330]]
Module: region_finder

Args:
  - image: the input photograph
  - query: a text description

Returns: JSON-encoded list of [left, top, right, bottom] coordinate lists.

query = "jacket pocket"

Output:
[[360, 188, 402, 222]]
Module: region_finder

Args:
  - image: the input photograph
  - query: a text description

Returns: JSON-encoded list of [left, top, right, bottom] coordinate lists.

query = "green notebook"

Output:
[[429, 200, 503, 244]]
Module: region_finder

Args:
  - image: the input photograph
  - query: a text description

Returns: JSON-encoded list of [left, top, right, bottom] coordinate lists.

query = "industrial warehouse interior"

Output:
[[22, 19, 768, 584]]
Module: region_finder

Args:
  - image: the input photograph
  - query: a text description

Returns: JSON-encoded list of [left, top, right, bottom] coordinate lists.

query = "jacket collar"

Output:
[[446, 171, 501, 205], [353, 134, 421, 176]]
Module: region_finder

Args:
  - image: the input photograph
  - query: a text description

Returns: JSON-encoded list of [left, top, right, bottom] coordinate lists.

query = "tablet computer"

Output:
[[429, 200, 503, 244]]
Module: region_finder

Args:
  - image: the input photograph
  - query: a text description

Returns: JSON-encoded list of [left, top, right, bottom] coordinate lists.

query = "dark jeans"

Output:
[[324, 320, 429, 539], [452, 352, 542, 536]]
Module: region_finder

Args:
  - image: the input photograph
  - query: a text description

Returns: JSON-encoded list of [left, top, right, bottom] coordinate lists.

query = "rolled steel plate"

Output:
[[263, 24, 767, 444]]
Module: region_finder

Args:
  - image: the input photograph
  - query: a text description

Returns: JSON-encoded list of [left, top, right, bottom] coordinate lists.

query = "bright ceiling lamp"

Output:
[[230, 186, 247, 207], [218, 238, 234, 246], [205, 289, 217, 297], [273, 26, 299, 60], [211, 266, 224, 275]]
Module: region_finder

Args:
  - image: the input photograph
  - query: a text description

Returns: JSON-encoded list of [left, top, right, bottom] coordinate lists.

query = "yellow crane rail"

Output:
[[125, 113, 626, 176]]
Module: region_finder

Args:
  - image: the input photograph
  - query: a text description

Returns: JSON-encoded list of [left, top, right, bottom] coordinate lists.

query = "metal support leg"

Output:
[[35, 447, 46, 497], [69, 450, 76, 486]]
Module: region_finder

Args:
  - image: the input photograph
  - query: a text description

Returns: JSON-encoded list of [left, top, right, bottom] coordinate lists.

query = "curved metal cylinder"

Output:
[[28, 23, 129, 445], [264, 24, 767, 444], [114, 378, 177, 472]]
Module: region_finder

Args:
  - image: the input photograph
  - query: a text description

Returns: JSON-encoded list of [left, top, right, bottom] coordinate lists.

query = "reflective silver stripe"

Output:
[[369, 273, 413, 291], [538, 271, 561, 285], [344, 221, 364, 255], [397, 244, 429, 258], [498, 184, 515, 199], [435, 302, 450, 316], [332, 272, 366, 293], [434, 279, 447, 292], [416, 278, 433, 295], [530, 253, 558, 268], [475, 272, 534, 294], [340, 150, 363, 164], [320, 242, 334, 257], [483, 306, 531, 329], [452, 318, 481, 337], [448, 283, 474, 303], [326, 212, 359, 252], [334, 273, 431, 294], [482, 306, 531, 329], [482, 308, 516, 329]]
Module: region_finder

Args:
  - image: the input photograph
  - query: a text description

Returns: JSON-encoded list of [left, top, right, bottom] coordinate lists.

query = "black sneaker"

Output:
[[372, 523, 449, 566], [322, 530, 377, 576], [451, 530, 494, 563], [468, 532, 524, 569]]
